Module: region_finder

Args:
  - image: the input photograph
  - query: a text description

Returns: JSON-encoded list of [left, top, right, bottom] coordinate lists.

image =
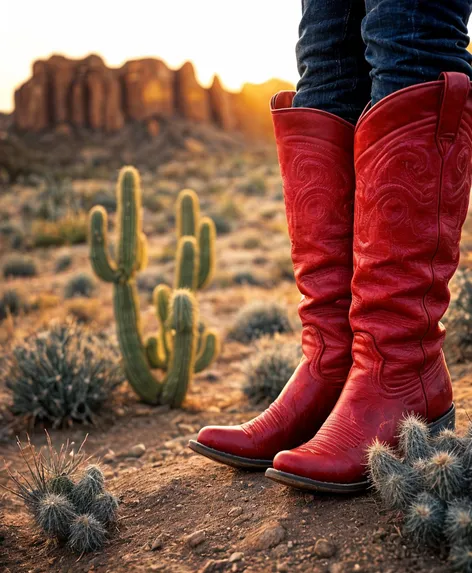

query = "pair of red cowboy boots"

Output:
[[189, 72, 472, 493]]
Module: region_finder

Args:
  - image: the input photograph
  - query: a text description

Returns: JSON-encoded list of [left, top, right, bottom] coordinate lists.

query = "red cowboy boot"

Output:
[[188, 92, 355, 469], [267, 72, 472, 492]]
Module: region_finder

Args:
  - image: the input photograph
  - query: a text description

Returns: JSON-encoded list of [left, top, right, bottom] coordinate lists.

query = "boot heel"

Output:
[[427, 403, 455, 436]]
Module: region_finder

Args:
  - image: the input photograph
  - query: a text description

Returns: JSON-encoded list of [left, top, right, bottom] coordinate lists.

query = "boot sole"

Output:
[[188, 440, 272, 470], [265, 403, 456, 494]]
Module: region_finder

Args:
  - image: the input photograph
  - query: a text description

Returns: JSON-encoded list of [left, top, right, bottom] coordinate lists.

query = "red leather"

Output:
[[196, 92, 355, 461], [273, 73, 472, 483]]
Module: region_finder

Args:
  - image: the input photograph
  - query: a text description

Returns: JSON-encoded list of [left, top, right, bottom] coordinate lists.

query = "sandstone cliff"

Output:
[[14, 54, 293, 139]]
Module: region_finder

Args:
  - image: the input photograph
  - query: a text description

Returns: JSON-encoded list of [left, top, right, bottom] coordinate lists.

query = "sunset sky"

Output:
[[0, 0, 300, 112], [2, 2, 472, 113]]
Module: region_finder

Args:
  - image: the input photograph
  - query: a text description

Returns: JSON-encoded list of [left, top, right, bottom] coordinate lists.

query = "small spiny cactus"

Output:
[[398, 415, 432, 463], [68, 514, 107, 553], [450, 545, 472, 573], [404, 492, 446, 547], [368, 439, 421, 510], [48, 475, 75, 497], [422, 451, 466, 501], [433, 429, 467, 455], [70, 465, 105, 513], [2, 435, 119, 553], [90, 492, 120, 526], [445, 500, 472, 544], [37, 493, 77, 540], [367, 413, 472, 572]]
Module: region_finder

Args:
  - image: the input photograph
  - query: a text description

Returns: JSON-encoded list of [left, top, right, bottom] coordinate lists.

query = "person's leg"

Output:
[[293, 0, 371, 124], [189, 3, 362, 470], [266, 1, 472, 493], [362, 0, 472, 105]]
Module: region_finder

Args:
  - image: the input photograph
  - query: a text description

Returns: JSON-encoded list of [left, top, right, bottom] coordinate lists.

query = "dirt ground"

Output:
[[1, 356, 472, 573], [2, 151, 472, 572]]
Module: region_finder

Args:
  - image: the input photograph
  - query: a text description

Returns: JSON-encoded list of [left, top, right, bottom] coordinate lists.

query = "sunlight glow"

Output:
[[0, 0, 300, 112]]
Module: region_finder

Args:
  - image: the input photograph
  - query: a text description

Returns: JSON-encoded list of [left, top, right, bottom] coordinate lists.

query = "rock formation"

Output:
[[14, 54, 293, 139]]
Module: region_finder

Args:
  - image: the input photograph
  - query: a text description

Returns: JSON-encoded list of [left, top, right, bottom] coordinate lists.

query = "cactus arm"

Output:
[[177, 189, 200, 238], [113, 281, 161, 404], [116, 167, 141, 277], [145, 336, 167, 370], [197, 217, 216, 289], [154, 284, 171, 324], [161, 327, 171, 366], [160, 290, 198, 407], [175, 237, 199, 290], [153, 284, 172, 366], [136, 233, 148, 271], [194, 329, 220, 373], [196, 321, 206, 355], [89, 206, 121, 283]]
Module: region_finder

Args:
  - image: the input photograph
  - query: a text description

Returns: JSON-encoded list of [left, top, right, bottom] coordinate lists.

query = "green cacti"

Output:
[[177, 189, 216, 288], [89, 167, 219, 406], [195, 329, 220, 373], [367, 415, 472, 572]]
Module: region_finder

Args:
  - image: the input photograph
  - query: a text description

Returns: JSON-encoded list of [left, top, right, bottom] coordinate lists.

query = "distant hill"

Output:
[[14, 54, 294, 140]]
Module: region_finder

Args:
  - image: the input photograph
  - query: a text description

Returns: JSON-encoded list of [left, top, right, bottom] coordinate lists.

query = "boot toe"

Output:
[[197, 425, 251, 458], [273, 448, 365, 485]]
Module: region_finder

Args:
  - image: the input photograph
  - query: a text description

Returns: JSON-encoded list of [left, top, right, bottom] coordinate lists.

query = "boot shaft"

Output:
[[271, 92, 355, 381], [352, 72, 472, 372]]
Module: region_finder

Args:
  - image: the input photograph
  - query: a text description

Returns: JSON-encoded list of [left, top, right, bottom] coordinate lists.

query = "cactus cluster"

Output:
[[3, 435, 118, 553], [4, 321, 124, 427], [1, 433, 119, 553], [89, 166, 219, 407], [368, 415, 472, 572]]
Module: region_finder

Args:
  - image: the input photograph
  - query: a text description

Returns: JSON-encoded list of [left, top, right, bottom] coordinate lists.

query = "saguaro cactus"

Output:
[[89, 167, 219, 406]]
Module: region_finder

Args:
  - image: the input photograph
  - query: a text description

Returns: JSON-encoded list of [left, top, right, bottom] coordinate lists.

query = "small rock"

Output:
[[315, 538, 337, 559], [151, 534, 164, 551], [186, 529, 206, 548], [103, 450, 116, 463], [164, 434, 198, 449], [246, 522, 286, 551], [184, 137, 206, 154], [228, 506, 243, 517], [232, 513, 252, 526], [200, 560, 229, 573], [229, 552, 244, 562], [124, 443, 146, 458], [179, 423, 195, 434]]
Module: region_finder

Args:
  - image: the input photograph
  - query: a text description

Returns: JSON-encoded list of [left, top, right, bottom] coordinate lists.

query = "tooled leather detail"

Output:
[[240, 398, 290, 438], [353, 130, 472, 374], [297, 412, 365, 456]]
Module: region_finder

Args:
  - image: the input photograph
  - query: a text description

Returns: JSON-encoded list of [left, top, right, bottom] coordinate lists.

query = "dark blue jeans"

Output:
[[293, 0, 472, 124]]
